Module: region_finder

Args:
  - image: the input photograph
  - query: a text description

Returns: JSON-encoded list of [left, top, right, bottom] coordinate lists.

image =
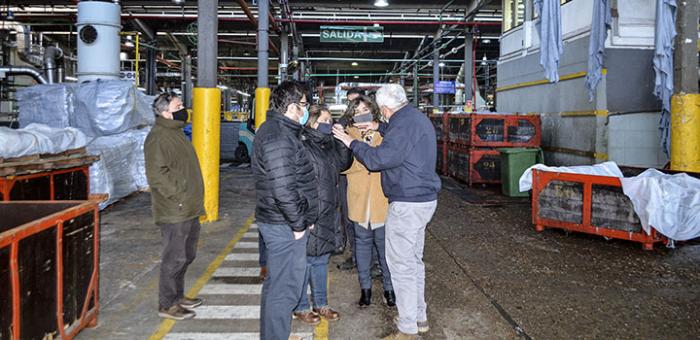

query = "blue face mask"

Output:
[[316, 122, 333, 135], [299, 107, 310, 126]]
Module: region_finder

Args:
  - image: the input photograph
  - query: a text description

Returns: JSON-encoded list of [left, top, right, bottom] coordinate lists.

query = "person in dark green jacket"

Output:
[[144, 93, 206, 321]]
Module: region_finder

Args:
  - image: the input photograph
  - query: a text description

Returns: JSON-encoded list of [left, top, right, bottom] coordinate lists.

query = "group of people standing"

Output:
[[144, 80, 441, 340], [254, 81, 441, 340]]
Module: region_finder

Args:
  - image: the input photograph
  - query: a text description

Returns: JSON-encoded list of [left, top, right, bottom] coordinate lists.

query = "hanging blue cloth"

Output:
[[534, 0, 564, 82], [653, 0, 677, 156], [585, 0, 612, 101]]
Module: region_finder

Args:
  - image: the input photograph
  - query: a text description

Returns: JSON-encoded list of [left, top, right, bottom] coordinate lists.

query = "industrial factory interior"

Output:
[[0, 0, 698, 339]]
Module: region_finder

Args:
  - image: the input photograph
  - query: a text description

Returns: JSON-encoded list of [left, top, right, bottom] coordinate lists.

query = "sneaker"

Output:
[[179, 296, 204, 310], [158, 305, 196, 320], [393, 316, 429, 334], [292, 310, 321, 326], [382, 331, 417, 340], [337, 257, 355, 271], [314, 306, 340, 321], [417, 320, 430, 334]]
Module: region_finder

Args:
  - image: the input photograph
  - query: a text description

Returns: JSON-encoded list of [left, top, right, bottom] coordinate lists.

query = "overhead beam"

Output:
[[235, 0, 280, 55]]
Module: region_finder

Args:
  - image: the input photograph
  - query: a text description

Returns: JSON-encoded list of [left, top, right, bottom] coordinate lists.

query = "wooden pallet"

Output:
[[0, 148, 99, 177]]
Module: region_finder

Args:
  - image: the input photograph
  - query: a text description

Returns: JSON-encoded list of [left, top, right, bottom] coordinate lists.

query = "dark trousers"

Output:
[[354, 223, 392, 290], [339, 175, 355, 261], [259, 223, 308, 340], [158, 217, 200, 309]]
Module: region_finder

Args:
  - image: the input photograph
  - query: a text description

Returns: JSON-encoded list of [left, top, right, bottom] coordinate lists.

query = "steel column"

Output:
[[432, 43, 440, 112], [279, 30, 289, 83], [464, 28, 473, 111], [255, 0, 271, 129], [413, 63, 419, 105], [192, 0, 220, 222]]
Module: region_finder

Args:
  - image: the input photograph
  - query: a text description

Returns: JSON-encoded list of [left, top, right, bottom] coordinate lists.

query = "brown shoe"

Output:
[[313, 306, 340, 321], [382, 331, 417, 340], [259, 266, 268, 281], [158, 305, 195, 320], [292, 310, 321, 326], [178, 296, 203, 309]]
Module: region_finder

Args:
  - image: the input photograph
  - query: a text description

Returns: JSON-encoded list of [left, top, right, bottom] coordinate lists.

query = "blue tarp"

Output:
[[535, 0, 564, 82], [653, 0, 677, 156], [585, 0, 612, 101]]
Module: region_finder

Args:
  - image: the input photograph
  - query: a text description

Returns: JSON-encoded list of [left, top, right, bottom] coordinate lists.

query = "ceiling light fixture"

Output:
[[351, 61, 359, 67], [438, 62, 445, 67], [353, 75, 360, 79], [124, 35, 134, 48], [482, 39, 491, 44], [120, 52, 128, 61], [373, 0, 389, 8]]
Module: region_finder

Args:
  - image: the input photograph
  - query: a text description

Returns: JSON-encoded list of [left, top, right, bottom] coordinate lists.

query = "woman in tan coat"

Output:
[[342, 95, 395, 308]]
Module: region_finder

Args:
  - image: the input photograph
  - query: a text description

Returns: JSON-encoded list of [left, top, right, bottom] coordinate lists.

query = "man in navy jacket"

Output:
[[333, 84, 441, 340]]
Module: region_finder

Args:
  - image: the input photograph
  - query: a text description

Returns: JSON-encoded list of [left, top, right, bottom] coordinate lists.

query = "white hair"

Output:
[[376, 84, 409, 111]]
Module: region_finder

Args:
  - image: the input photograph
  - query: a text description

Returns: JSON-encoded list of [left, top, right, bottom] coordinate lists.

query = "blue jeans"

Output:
[[258, 223, 308, 340], [295, 253, 331, 311], [354, 223, 392, 291]]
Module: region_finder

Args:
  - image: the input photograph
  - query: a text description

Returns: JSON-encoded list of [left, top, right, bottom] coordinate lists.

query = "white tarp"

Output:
[[620, 169, 700, 241], [519, 161, 624, 192], [0, 123, 88, 159]]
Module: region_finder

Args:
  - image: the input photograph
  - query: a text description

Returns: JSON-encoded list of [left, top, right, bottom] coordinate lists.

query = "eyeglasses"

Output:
[[296, 101, 310, 108]]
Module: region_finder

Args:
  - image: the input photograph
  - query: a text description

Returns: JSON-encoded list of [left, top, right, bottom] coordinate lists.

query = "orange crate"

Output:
[[447, 146, 501, 186], [531, 169, 667, 250], [0, 200, 100, 339]]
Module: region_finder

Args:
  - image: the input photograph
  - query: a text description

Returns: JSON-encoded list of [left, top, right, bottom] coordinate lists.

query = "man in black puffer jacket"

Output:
[[293, 105, 353, 325], [253, 81, 318, 340]]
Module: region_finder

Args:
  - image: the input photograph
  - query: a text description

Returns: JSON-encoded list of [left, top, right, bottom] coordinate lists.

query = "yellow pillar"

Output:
[[192, 87, 221, 222], [255, 87, 271, 129], [670, 93, 700, 172]]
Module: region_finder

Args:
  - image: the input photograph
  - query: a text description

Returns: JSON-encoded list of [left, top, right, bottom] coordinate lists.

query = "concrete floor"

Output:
[[77, 167, 700, 339]]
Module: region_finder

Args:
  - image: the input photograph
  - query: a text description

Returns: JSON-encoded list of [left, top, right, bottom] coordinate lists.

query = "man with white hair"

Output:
[[333, 84, 441, 340]]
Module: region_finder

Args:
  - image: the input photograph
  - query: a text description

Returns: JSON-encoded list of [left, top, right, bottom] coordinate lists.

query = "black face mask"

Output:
[[316, 122, 333, 135], [172, 108, 188, 122], [353, 113, 373, 124]]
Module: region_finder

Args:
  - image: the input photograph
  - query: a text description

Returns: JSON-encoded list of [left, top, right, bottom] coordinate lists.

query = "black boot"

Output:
[[359, 289, 371, 307], [384, 290, 396, 307]]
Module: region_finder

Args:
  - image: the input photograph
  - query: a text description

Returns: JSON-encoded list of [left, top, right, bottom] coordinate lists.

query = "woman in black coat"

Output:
[[293, 104, 353, 325]]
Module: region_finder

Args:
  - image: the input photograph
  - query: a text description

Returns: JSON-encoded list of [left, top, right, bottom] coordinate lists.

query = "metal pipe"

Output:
[[464, 28, 473, 110], [257, 0, 269, 88], [279, 30, 289, 83], [43, 46, 63, 84], [0, 66, 48, 84], [274, 18, 500, 26], [131, 18, 156, 42], [433, 38, 440, 111], [197, 0, 218, 88]]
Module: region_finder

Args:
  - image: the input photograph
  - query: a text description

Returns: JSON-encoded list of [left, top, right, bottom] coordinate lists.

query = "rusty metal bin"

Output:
[[0, 200, 100, 340]]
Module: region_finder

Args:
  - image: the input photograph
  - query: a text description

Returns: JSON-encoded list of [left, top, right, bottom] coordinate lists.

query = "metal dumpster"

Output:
[[0, 200, 100, 340]]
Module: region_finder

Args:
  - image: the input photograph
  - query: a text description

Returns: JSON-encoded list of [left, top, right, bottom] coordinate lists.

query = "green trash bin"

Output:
[[497, 147, 542, 197]]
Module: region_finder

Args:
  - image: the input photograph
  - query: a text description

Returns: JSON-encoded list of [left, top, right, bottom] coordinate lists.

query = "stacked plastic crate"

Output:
[[431, 113, 541, 186]]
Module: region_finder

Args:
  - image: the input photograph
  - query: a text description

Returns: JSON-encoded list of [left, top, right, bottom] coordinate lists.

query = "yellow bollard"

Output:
[[192, 87, 221, 222], [255, 87, 271, 129], [670, 93, 700, 173]]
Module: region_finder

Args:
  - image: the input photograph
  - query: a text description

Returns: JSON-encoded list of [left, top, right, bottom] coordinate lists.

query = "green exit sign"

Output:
[[320, 26, 384, 43]]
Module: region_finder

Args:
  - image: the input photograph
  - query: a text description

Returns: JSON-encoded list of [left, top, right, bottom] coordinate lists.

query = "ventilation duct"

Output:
[[76, 1, 121, 82]]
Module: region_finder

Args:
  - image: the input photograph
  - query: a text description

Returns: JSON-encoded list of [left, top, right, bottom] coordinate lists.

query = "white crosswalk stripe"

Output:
[[213, 267, 260, 277], [166, 226, 313, 339], [200, 284, 262, 295], [193, 305, 259, 319], [165, 332, 313, 340], [234, 242, 259, 249], [224, 253, 259, 261]]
